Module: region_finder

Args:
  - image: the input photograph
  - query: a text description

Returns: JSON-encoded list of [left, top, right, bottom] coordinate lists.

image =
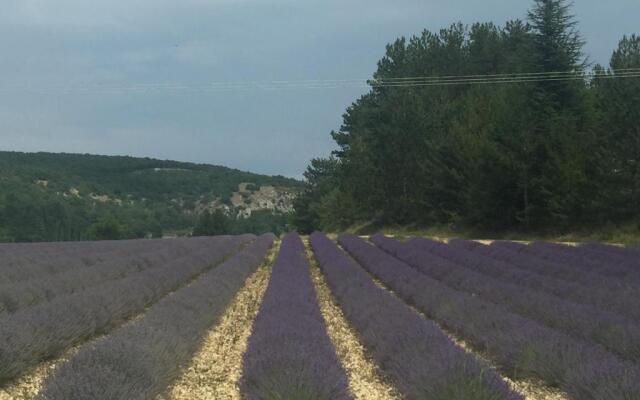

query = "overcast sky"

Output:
[[1, 0, 638, 178]]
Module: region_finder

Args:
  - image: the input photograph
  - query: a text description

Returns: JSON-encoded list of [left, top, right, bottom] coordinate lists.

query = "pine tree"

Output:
[[593, 35, 640, 220], [528, 0, 585, 106], [528, 0, 584, 71], [519, 0, 592, 229], [193, 210, 230, 236]]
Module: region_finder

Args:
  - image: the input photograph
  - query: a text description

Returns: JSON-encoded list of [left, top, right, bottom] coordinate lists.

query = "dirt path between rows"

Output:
[[304, 240, 401, 400], [341, 240, 569, 400], [0, 241, 252, 400], [161, 241, 278, 400]]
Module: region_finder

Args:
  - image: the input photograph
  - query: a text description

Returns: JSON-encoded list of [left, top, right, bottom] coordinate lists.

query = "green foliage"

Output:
[[87, 216, 124, 240], [193, 210, 231, 236], [294, 0, 640, 236], [233, 210, 291, 236], [591, 34, 640, 222], [0, 152, 301, 242], [193, 209, 292, 236]]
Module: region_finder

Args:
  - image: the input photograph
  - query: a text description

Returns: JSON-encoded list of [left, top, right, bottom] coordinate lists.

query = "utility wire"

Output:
[[369, 67, 640, 82], [2, 69, 639, 93]]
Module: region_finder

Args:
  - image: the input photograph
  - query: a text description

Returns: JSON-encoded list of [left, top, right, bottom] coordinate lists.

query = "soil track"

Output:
[[304, 240, 401, 400], [160, 241, 278, 400]]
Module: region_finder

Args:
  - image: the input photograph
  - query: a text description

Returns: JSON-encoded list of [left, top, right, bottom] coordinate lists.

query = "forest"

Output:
[[0, 152, 300, 242], [293, 0, 640, 239]]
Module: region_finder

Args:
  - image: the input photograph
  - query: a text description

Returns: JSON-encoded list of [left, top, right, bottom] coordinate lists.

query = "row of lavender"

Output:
[[310, 233, 521, 400], [540, 240, 640, 272], [0, 238, 222, 315], [581, 241, 640, 260], [372, 235, 640, 362], [0, 239, 128, 272], [0, 235, 251, 385], [448, 239, 640, 320], [240, 233, 351, 400], [339, 235, 639, 400], [495, 240, 640, 282], [0, 237, 201, 284], [36, 234, 275, 399]]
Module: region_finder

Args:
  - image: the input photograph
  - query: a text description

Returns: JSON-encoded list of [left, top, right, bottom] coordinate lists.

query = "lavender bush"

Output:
[[448, 238, 640, 321], [36, 234, 274, 400], [311, 233, 522, 400], [0, 238, 210, 314], [531, 241, 640, 273], [0, 235, 251, 385], [339, 234, 640, 400], [371, 235, 640, 359], [490, 240, 636, 285], [240, 233, 351, 400], [0, 238, 192, 283], [580, 242, 640, 260], [501, 240, 640, 280]]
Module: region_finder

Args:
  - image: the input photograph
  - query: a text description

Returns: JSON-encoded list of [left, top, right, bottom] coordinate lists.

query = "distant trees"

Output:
[[0, 152, 300, 242], [194, 209, 292, 237], [87, 216, 124, 240], [294, 0, 640, 235], [592, 35, 640, 221], [193, 210, 231, 236], [0, 191, 76, 242]]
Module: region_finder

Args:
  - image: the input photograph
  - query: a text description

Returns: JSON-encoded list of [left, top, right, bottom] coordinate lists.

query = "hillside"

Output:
[[0, 151, 302, 242]]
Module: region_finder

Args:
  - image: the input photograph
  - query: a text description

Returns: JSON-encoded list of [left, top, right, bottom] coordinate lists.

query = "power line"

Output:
[[2, 69, 639, 93], [370, 72, 640, 87], [370, 67, 640, 82]]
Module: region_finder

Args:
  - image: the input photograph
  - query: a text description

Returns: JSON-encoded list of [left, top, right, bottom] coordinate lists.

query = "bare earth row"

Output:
[[2, 233, 638, 399]]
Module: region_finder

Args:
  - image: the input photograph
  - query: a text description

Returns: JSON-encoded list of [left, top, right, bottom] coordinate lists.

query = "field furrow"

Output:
[[240, 233, 351, 400], [35, 234, 274, 399], [161, 240, 278, 400], [338, 241, 569, 400], [448, 239, 640, 321], [311, 233, 522, 400], [371, 235, 640, 361], [0, 235, 251, 385], [0, 239, 185, 285], [532, 241, 640, 272], [0, 312, 148, 400], [0, 240, 199, 315], [303, 238, 401, 400], [339, 234, 640, 400], [580, 242, 640, 259], [494, 241, 640, 281]]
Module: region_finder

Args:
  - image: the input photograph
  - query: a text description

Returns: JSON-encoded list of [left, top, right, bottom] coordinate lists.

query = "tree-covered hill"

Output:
[[0, 151, 302, 242], [294, 0, 640, 239]]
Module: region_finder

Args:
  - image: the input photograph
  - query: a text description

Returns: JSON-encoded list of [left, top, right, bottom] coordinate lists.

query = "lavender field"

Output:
[[0, 234, 639, 400]]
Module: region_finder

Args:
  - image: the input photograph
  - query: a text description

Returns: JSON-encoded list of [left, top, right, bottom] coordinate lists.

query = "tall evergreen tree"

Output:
[[593, 35, 640, 220], [193, 210, 231, 236], [518, 0, 592, 229], [528, 0, 584, 72], [293, 0, 639, 237]]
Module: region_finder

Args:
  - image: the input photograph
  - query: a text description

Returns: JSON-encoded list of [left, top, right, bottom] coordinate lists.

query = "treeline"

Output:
[[294, 0, 640, 236], [0, 152, 300, 242], [193, 209, 291, 237], [0, 182, 170, 242]]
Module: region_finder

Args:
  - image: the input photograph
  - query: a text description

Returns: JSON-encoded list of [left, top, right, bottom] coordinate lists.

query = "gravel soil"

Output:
[[304, 241, 401, 400], [161, 243, 277, 400]]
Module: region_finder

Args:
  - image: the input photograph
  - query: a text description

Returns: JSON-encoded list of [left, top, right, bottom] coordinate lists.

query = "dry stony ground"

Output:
[[159, 241, 280, 400], [1, 237, 569, 400]]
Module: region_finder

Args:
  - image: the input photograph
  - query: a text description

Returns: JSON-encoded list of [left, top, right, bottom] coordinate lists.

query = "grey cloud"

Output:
[[1, 0, 638, 177]]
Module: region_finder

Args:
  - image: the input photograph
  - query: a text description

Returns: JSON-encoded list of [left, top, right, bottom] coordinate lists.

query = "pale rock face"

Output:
[[47, 181, 295, 217], [230, 183, 295, 218], [196, 183, 296, 219]]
